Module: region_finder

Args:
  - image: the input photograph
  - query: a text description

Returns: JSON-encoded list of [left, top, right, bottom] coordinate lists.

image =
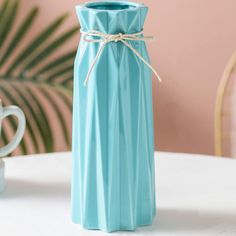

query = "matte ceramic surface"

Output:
[[0, 160, 5, 192], [0, 103, 26, 158], [72, 1, 156, 232], [0, 103, 25, 193]]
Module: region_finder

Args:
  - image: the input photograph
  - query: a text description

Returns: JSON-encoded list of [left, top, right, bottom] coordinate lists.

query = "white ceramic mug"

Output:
[[0, 100, 26, 192]]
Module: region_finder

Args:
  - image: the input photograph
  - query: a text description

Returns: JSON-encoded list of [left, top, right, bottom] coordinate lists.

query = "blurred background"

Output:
[[0, 0, 236, 157]]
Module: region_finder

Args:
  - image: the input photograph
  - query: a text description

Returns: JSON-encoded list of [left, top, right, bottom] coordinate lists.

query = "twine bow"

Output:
[[80, 30, 162, 86]]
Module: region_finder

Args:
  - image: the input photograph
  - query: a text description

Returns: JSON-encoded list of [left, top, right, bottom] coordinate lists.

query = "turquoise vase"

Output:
[[72, 1, 156, 232]]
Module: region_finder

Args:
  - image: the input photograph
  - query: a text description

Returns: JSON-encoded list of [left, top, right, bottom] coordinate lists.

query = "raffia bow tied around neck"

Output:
[[80, 30, 162, 86]]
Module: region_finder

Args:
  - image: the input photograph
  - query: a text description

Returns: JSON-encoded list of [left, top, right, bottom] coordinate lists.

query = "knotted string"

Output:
[[80, 29, 162, 86]]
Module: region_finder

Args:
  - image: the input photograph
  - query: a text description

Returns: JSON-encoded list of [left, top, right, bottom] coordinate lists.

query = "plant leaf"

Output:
[[45, 64, 73, 82], [0, 0, 19, 50], [39, 85, 71, 148], [0, 0, 10, 23], [2, 115, 27, 156], [12, 82, 54, 152], [20, 27, 79, 76], [35, 49, 76, 76], [0, 97, 27, 155], [63, 81, 73, 89], [0, 6, 39, 67], [52, 85, 72, 111], [5, 13, 69, 75], [0, 84, 31, 154], [1, 3, 75, 155]]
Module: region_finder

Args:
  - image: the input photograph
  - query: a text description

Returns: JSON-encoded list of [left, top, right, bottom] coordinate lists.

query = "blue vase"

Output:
[[72, 1, 156, 232]]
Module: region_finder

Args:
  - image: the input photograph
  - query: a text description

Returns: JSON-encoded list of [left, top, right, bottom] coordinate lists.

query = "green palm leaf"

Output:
[[19, 27, 78, 77], [39, 85, 71, 148], [35, 49, 76, 76], [0, 0, 78, 156], [0, 92, 28, 154], [1, 83, 40, 153], [0, 0, 10, 23], [5, 12, 70, 75], [0, 0, 19, 49], [0, 7, 39, 66]]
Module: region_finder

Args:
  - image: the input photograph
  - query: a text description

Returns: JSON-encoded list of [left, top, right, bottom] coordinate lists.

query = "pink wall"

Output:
[[149, 0, 236, 155], [20, 0, 236, 155]]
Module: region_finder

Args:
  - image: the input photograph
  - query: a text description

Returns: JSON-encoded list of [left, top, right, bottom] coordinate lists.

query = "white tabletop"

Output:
[[1, 152, 236, 236]]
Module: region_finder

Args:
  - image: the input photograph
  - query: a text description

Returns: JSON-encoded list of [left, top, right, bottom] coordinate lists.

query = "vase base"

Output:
[[72, 212, 156, 233]]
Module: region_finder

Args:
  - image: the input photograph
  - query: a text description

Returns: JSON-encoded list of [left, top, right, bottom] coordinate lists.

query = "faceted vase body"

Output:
[[72, 1, 156, 232]]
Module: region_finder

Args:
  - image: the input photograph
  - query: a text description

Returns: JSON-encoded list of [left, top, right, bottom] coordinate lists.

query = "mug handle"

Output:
[[0, 106, 26, 157]]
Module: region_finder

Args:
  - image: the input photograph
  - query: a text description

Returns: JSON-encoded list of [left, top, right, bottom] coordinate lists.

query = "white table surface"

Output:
[[1, 152, 236, 236]]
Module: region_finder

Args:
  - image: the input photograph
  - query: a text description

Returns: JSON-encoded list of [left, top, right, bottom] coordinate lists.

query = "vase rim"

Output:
[[76, 1, 146, 12]]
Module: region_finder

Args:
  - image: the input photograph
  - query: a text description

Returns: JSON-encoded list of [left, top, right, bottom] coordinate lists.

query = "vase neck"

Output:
[[75, 1, 148, 34]]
